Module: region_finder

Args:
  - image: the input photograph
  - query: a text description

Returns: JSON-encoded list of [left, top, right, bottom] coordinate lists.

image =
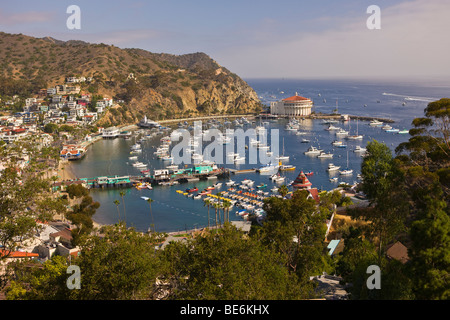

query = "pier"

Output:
[[52, 167, 232, 191]]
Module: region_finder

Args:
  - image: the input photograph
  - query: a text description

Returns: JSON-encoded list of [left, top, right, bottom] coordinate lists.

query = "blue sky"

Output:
[[1, 0, 449, 80]]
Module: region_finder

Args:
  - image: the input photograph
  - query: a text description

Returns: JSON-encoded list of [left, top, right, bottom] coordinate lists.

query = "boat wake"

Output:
[[382, 92, 436, 102]]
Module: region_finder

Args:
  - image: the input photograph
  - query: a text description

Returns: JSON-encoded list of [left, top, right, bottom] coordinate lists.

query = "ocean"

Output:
[[69, 78, 450, 233]]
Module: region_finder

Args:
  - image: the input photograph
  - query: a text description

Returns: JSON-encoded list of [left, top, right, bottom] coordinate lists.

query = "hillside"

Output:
[[0, 32, 261, 126]]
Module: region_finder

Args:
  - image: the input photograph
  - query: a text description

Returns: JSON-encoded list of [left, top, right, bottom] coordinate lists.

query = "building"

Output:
[[102, 126, 120, 139], [270, 93, 313, 116]]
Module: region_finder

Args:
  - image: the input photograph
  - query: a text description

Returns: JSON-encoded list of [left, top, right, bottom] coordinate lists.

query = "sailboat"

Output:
[[276, 138, 289, 161], [346, 118, 363, 140], [339, 151, 353, 175]]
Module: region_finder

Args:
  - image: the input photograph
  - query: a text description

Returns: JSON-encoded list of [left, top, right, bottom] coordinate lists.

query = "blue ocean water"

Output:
[[70, 78, 450, 233]]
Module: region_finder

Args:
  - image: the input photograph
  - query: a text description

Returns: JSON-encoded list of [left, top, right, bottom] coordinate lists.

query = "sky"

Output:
[[0, 0, 450, 81]]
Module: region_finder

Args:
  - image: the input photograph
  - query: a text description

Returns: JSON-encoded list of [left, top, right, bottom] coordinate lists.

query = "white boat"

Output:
[[329, 177, 338, 182], [241, 179, 254, 186], [304, 146, 323, 155], [257, 163, 279, 173], [193, 194, 202, 200], [225, 180, 235, 186], [276, 155, 290, 161], [382, 124, 392, 130], [317, 152, 333, 158], [353, 146, 367, 153], [339, 169, 353, 175], [325, 125, 340, 131], [132, 162, 145, 167], [276, 138, 289, 161], [369, 120, 383, 127], [385, 128, 400, 133], [339, 151, 353, 175], [327, 163, 340, 172], [336, 129, 349, 136], [129, 156, 138, 160]]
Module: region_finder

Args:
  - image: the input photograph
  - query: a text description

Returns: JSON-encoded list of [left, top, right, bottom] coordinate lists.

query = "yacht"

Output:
[[304, 146, 323, 155], [336, 128, 349, 137], [317, 152, 333, 158], [339, 168, 353, 175], [369, 120, 383, 127], [353, 146, 367, 153], [327, 163, 340, 172]]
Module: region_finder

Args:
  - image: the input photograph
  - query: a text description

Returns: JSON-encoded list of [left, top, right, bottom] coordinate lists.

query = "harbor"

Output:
[[67, 113, 413, 233]]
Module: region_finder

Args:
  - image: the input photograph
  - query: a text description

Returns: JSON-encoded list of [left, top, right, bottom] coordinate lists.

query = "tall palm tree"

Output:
[[213, 202, 220, 228], [222, 200, 232, 223], [204, 198, 212, 228], [113, 199, 121, 222], [120, 191, 127, 222], [147, 198, 155, 233]]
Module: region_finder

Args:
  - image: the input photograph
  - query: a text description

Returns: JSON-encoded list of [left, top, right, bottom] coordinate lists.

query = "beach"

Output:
[[57, 159, 77, 181]]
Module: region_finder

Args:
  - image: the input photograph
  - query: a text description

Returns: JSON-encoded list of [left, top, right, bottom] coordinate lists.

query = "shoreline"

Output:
[[57, 159, 77, 181]]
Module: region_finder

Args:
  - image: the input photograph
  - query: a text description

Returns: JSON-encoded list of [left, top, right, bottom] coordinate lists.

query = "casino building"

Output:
[[270, 93, 313, 116]]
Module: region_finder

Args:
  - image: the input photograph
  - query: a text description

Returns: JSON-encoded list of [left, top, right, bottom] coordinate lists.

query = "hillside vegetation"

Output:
[[0, 32, 261, 125]]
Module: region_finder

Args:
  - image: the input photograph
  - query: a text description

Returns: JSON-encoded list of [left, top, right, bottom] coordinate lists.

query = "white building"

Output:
[[102, 126, 120, 139], [270, 93, 313, 116]]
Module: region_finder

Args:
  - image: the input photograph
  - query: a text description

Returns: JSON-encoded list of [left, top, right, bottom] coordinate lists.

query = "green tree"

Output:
[[357, 140, 409, 261], [160, 223, 308, 299], [260, 190, 329, 281]]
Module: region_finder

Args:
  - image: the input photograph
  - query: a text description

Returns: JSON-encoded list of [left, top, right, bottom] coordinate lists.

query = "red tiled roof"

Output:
[[282, 95, 310, 102], [0, 249, 39, 258]]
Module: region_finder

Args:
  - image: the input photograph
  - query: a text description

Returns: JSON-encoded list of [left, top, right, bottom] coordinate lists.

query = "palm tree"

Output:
[[222, 200, 232, 223], [213, 202, 221, 228], [120, 191, 126, 222], [113, 199, 121, 222], [147, 198, 155, 233], [204, 198, 212, 228], [278, 184, 289, 198]]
